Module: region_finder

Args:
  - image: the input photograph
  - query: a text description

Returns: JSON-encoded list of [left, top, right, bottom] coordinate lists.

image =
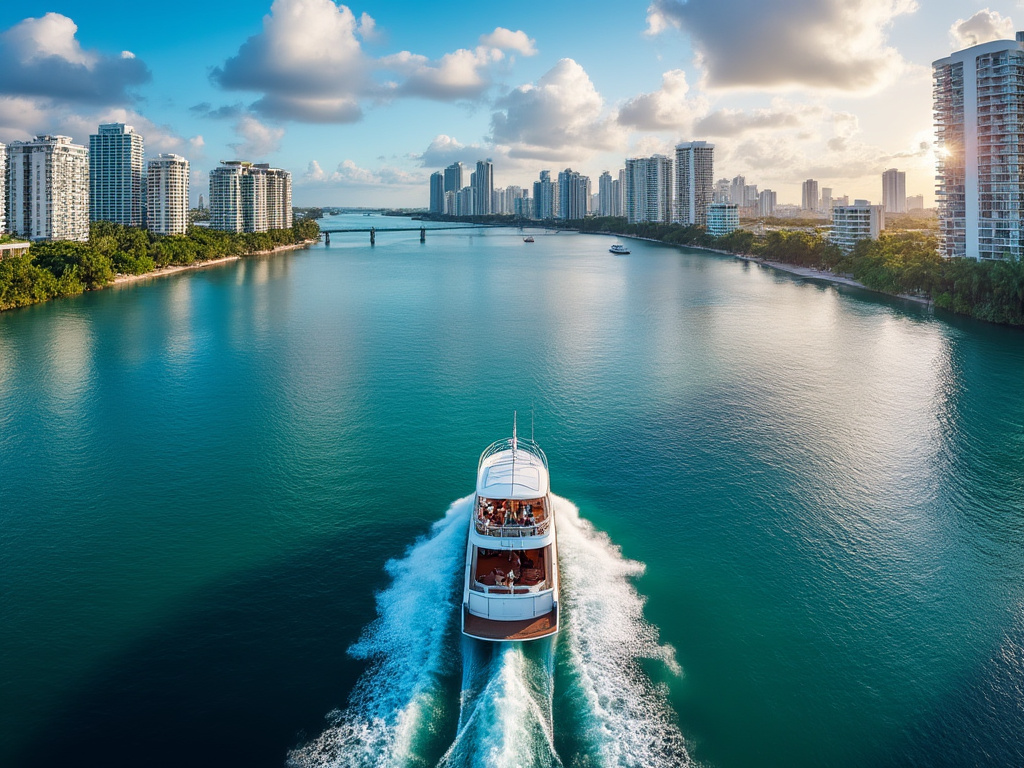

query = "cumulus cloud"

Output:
[[0, 12, 150, 105], [380, 47, 504, 100], [695, 101, 827, 138], [211, 0, 371, 122], [949, 10, 1014, 50], [645, 0, 916, 92], [479, 27, 537, 56], [229, 114, 285, 157], [380, 28, 537, 100], [303, 158, 421, 185], [617, 69, 707, 131], [490, 58, 622, 160], [414, 134, 489, 168]]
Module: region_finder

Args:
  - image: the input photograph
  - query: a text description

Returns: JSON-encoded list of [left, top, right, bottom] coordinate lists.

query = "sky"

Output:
[[0, 0, 1017, 208]]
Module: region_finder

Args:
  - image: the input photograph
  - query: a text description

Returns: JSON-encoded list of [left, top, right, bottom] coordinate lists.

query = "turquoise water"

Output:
[[2, 215, 1024, 767]]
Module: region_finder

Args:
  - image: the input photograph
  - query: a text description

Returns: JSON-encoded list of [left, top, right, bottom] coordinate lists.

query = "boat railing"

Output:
[[478, 437, 548, 472], [475, 519, 551, 537], [470, 582, 548, 595]]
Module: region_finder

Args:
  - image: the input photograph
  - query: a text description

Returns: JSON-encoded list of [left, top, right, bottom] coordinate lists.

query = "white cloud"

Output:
[[211, 0, 372, 121], [490, 58, 623, 161], [949, 10, 1014, 50], [0, 12, 150, 105], [229, 114, 285, 157], [302, 158, 422, 186], [617, 69, 708, 131], [414, 134, 489, 168], [645, 0, 917, 92], [479, 28, 537, 56], [380, 46, 504, 100]]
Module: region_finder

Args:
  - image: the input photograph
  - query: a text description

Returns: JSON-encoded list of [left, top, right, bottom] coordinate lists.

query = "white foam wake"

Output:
[[437, 640, 561, 768], [287, 496, 472, 768], [553, 495, 691, 767]]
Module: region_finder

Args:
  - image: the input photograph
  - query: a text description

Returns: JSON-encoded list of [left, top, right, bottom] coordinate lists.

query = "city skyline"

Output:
[[0, 1, 1014, 207]]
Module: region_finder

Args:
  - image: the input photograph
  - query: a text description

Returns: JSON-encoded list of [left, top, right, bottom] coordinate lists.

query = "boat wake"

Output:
[[288, 495, 688, 768]]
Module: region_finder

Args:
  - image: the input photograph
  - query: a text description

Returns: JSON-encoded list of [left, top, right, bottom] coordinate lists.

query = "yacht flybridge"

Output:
[[462, 428, 559, 642]]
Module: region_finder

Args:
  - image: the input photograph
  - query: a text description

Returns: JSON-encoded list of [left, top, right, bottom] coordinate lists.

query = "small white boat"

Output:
[[523, 236, 535, 243], [609, 244, 630, 254], [462, 422, 559, 642]]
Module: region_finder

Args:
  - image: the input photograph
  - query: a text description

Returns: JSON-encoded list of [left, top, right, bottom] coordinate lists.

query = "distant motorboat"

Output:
[[609, 244, 630, 254], [523, 236, 535, 243]]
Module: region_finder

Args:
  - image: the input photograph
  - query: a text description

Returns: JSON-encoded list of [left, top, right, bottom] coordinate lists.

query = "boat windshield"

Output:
[[475, 496, 549, 537]]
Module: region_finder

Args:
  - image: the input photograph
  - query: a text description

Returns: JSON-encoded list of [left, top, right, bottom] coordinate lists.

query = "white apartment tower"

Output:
[[429, 171, 444, 214], [598, 171, 613, 216], [210, 161, 292, 233], [474, 159, 494, 215], [935, 33, 1024, 259], [558, 168, 589, 220], [675, 142, 714, 227], [89, 123, 144, 226], [0, 144, 6, 234], [802, 179, 820, 212], [882, 168, 907, 214], [831, 202, 885, 254], [7, 135, 90, 242], [626, 155, 674, 224], [147, 154, 190, 236]]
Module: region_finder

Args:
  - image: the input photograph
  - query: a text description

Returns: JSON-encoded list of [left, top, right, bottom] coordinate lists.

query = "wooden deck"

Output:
[[462, 607, 558, 642]]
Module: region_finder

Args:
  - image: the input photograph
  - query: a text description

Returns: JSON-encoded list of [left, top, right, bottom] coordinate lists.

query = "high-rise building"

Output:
[[598, 171, 613, 216], [429, 171, 444, 214], [821, 187, 833, 214], [881, 168, 907, 214], [0, 143, 6, 234], [626, 155, 674, 224], [474, 160, 494, 215], [707, 203, 739, 236], [758, 189, 777, 217], [209, 161, 292, 233], [675, 142, 714, 227], [907, 194, 925, 211], [146, 154, 190, 235], [558, 168, 589, 220], [7, 135, 90, 242], [830, 202, 884, 253], [714, 178, 731, 204], [729, 175, 746, 209], [443, 162, 464, 195], [198, 193, 205, 211], [533, 170, 555, 219], [89, 123, 144, 227], [801, 179, 819, 212], [935, 33, 1024, 258]]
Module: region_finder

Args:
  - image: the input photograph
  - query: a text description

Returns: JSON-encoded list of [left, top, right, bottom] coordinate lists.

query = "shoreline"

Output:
[[111, 240, 314, 288], [611, 232, 932, 308]]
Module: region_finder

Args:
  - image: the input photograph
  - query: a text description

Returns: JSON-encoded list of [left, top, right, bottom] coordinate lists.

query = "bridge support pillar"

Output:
[[370, 227, 375, 245], [324, 232, 330, 245], [420, 227, 426, 243]]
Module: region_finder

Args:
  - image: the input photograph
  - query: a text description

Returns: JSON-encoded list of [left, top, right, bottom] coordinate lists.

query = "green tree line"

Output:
[[0, 218, 320, 312]]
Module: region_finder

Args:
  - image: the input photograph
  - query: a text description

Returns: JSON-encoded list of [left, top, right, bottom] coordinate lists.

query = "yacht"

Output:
[[609, 244, 630, 254], [523, 236, 535, 243], [462, 427, 559, 642]]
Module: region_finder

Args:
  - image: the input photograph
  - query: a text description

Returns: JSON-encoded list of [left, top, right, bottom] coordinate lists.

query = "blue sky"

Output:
[[0, 1, 1016, 207]]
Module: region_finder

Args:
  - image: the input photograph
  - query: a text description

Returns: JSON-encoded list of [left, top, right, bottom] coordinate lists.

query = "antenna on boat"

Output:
[[511, 411, 517, 496]]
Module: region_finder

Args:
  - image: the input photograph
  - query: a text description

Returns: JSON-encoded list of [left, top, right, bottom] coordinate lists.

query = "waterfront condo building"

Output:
[[0, 143, 5, 234], [429, 171, 444, 214], [210, 161, 292, 233], [830, 201, 884, 253], [707, 203, 739, 236], [146, 154, 190, 235], [533, 171, 556, 219], [626, 154, 673, 224], [882, 168, 907, 214], [598, 171, 613, 216], [801, 179, 819, 212], [443, 162, 465, 195], [474, 160, 494, 215], [758, 189, 777, 217], [558, 168, 590, 220], [675, 142, 713, 226], [934, 33, 1024, 259], [7, 135, 90, 242], [89, 123, 144, 227]]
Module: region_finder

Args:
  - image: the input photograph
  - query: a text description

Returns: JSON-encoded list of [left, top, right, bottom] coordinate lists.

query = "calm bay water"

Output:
[[2, 214, 1024, 767]]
